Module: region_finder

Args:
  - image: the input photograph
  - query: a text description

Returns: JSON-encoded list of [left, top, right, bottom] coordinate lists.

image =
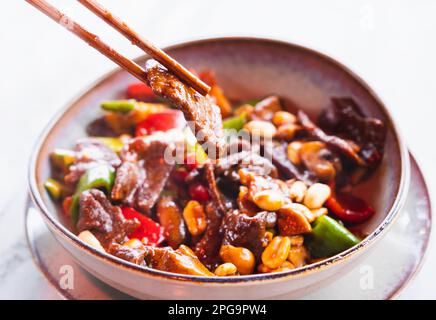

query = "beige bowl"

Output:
[[28, 37, 410, 299]]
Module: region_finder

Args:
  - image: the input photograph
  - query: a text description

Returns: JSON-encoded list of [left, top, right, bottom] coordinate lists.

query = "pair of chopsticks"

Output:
[[26, 0, 211, 96]]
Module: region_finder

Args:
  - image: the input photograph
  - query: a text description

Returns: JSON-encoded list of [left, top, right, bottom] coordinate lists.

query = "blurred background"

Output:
[[0, 0, 435, 299]]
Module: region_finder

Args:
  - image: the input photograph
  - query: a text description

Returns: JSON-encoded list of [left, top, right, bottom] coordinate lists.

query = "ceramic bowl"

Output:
[[28, 37, 410, 299]]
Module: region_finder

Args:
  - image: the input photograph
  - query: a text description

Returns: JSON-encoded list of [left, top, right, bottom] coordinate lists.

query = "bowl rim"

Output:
[[28, 36, 411, 284]]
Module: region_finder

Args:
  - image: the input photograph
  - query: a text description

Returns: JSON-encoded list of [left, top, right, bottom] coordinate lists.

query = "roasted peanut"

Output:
[[288, 246, 308, 268], [183, 200, 207, 236], [214, 263, 238, 276], [289, 235, 304, 247], [243, 120, 277, 138], [288, 180, 307, 203], [261, 236, 291, 269], [287, 141, 303, 165], [303, 183, 331, 209], [253, 189, 285, 211], [220, 245, 255, 275], [272, 111, 297, 127], [274, 124, 300, 141], [288, 203, 315, 222], [311, 207, 328, 219], [258, 261, 295, 273], [78, 230, 105, 252]]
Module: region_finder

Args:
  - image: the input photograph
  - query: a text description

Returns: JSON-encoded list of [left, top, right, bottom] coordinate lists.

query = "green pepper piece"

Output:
[[44, 178, 63, 200], [101, 100, 136, 113], [184, 128, 208, 164], [50, 148, 76, 170], [94, 137, 124, 153], [223, 113, 247, 131], [305, 215, 360, 258], [71, 164, 115, 225]]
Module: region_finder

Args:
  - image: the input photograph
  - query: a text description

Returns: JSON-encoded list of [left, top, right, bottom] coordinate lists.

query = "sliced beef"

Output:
[[112, 135, 176, 214], [298, 110, 366, 166], [317, 97, 386, 170], [77, 189, 139, 248], [195, 202, 224, 269], [108, 243, 146, 265], [65, 139, 121, 188], [221, 210, 276, 260], [204, 163, 229, 214], [145, 59, 226, 159], [86, 117, 119, 137], [143, 245, 214, 276]]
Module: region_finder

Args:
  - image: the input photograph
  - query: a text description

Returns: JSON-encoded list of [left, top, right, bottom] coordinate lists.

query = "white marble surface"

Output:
[[0, 0, 435, 299]]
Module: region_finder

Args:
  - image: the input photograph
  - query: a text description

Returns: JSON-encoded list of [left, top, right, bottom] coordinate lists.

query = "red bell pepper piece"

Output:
[[135, 110, 186, 137], [188, 182, 210, 202], [126, 83, 156, 102], [121, 207, 165, 246], [326, 193, 375, 224]]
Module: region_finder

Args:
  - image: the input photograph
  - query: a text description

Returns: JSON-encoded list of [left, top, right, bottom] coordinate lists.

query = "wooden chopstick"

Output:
[[26, 0, 148, 84], [77, 0, 210, 96], [26, 0, 211, 96]]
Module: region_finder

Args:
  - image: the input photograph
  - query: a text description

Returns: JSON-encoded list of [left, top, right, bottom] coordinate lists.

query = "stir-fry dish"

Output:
[[45, 60, 386, 277]]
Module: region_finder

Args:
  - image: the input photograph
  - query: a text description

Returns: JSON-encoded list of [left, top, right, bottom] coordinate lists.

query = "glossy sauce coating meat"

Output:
[[112, 134, 177, 214], [145, 59, 226, 158], [77, 189, 139, 248], [221, 210, 276, 260]]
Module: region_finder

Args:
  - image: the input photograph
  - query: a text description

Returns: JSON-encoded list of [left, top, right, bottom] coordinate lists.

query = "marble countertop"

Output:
[[1, 0, 435, 299]]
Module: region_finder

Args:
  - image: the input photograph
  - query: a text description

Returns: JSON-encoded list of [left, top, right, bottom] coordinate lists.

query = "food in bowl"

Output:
[[44, 60, 386, 277]]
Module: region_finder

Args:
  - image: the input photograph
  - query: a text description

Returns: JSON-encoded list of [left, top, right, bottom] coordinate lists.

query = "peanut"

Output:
[[253, 189, 285, 211], [261, 236, 291, 269], [303, 183, 331, 209], [220, 245, 255, 275], [183, 200, 207, 236], [214, 263, 238, 276]]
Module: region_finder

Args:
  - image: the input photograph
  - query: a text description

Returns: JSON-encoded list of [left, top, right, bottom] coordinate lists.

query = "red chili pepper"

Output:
[[126, 83, 155, 102], [135, 110, 186, 137], [63, 196, 72, 217], [326, 193, 374, 224], [121, 207, 165, 246], [172, 168, 189, 183], [188, 182, 210, 202]]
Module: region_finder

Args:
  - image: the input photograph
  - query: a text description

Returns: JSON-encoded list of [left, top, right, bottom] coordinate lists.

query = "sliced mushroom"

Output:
[[299, 141, 340, 182]]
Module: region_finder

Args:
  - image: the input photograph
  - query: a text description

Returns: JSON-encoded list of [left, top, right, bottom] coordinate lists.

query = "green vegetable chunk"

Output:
[[223, 113, 247, 131], [101, 100, 136, 113], [71, 164, 115, 225], [50, 148, 75, 170], [306, 215, 360, 258], [44, 178, 62, 200]]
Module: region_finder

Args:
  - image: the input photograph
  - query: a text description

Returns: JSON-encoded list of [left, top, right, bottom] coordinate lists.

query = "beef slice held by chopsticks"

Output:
[[145, 59, 226, 159]]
